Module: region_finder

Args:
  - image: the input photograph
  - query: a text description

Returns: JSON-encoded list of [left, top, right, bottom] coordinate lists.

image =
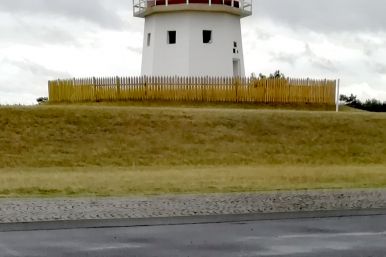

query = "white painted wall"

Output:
[[141, 11, 245, 77]]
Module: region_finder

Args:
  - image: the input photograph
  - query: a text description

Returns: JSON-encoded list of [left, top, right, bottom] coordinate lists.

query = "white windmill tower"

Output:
[[133, 0, 252, 77]]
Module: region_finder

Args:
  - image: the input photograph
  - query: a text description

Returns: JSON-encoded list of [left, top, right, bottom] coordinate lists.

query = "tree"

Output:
[[269, 70, 285, 79], [340, 94, 386, 112], [340, 94, 358, 105], [36, 97, 48, 105], [256, 70, 286, 79]]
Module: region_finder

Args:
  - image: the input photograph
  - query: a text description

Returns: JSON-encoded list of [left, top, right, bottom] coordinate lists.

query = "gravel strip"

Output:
[[1, 189, 386, 224]]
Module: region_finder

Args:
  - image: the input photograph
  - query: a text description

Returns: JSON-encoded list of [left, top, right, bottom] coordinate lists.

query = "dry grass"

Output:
[[0, 104, 385, 197], [51, 101, 337, 111], [0, 165, 386, 197]]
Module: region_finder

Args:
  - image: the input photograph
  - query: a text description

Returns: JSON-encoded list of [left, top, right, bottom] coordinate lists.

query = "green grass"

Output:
[[0, 104, 385, 197]]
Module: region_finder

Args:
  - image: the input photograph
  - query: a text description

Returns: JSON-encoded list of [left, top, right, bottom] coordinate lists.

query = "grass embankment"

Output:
[[0, 104, 385, 197]]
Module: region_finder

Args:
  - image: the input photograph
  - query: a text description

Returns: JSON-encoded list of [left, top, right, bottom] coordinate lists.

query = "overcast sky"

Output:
[[1, 0, 385, 104]]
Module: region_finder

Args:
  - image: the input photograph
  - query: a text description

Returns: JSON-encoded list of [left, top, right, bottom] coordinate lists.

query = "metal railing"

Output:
[[133, 0, 252, 16]]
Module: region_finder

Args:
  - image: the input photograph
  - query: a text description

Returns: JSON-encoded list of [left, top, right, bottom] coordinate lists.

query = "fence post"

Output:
[[56, 79, 61, 102], [201, 77, 205, 102], [234, 77, 239, 103], [116, 76, 121, 101], [48, 81, 52, 102], [264, 79, 268, 103], [324, 78, 327, 104], [336, 79, 340, 112], [93, 77, 97, 102], [144, 76, 148, 100]]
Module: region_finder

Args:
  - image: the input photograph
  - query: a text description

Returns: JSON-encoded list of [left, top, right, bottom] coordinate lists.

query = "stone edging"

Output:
[[0, 189, 385, 224]]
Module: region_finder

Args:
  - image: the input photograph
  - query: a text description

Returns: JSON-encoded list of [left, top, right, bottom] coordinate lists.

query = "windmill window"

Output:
[[203, 30, 212, 44], [147, 33, 151, 46], [234, 41, 237, 48], [167, 31, 176, 44]]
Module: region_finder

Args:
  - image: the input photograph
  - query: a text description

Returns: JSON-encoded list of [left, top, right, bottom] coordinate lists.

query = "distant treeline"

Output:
[[340, 94, 386, 112]]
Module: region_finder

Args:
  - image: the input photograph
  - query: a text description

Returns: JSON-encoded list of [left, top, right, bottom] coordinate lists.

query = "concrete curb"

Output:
[[1, 208, 386, 232]]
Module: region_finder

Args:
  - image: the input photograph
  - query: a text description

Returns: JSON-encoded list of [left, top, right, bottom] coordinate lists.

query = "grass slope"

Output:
[[0, 105, 385, 197]]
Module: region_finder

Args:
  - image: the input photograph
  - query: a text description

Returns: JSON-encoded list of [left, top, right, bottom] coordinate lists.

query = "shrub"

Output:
[[36, 97, 49, 105], [340, 94, 386, 112]]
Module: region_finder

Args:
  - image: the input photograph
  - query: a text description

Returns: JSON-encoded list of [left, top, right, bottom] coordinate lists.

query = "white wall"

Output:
[[141, 11, 245, 77]]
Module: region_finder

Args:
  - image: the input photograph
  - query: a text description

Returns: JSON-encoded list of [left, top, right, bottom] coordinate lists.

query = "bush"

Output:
[[36, 97, 49, 105], [255, 70, 286, 80], [340, 94, 386, 112]]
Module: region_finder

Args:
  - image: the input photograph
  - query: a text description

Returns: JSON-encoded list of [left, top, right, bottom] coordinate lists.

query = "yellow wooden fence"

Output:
[[48, 76, 336, 105]]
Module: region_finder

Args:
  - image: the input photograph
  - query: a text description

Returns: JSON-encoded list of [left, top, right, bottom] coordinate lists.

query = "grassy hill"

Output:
[[0, 104, 385, 197]]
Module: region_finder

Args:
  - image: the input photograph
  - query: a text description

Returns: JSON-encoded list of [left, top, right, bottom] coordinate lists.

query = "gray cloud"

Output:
[[0, 58, 71, 103], [271, 52, 298, 66], [2, 58, 71, 79], [0, 19, 79, 46], [0, 0, 128, 29], [304, 44, 336, 72], [0, 0, 385, 103], [253, 0, 386, 32], [373, 63, 386, 74], [271, 44, 336, 72], [253, 28, 272, 41], [330, 33, 386, 57], [127, 46, 142, 54]]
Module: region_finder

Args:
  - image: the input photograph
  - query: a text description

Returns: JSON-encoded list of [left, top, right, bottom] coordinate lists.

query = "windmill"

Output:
[[133, 0, 252, 76]]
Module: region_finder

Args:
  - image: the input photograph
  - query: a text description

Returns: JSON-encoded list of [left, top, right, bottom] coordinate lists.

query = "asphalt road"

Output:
[[1, 214, 386, 257]]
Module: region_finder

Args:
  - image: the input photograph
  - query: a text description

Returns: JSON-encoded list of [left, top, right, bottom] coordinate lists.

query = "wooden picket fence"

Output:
[[48, 76, 337, 105]]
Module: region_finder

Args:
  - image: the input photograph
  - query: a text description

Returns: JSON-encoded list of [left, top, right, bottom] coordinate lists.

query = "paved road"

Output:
[[1, 214, 386, 257]]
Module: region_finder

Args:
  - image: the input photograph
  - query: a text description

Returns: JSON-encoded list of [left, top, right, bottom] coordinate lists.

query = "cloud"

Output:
[[270, 44, 336, 72], [0, 58, 72, 104], [0, 13, 80, 47], [342, 82, 386, 102], [127, 46, 142, 55], [0, 0, 385, 104], [303, 44, 336, 72], [374, 63, 386, 74], [2, 58, 71, 79], [271, 52, 298, 67], [0, 0, 128, 29], [253, 0, 386, 32]]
